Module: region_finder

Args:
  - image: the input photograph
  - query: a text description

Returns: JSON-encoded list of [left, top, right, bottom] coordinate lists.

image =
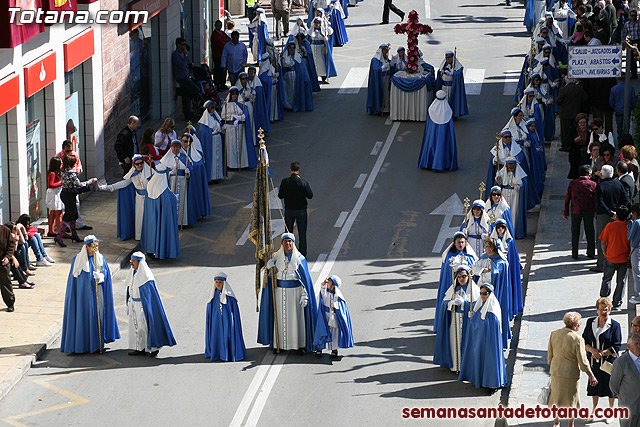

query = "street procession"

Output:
[[1, 0, 640, 425]]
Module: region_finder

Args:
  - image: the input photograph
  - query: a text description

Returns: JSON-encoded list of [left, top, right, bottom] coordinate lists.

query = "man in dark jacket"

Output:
[[114, 116, 140, 173], [564, 165, 597, 259], [0, 224, 15, 312], [584, 77, 616, 134], [556, 76, 589, 152], [593, 164, 631, 271], [618, 161, 637, 202], [278, 162, 313, 257]]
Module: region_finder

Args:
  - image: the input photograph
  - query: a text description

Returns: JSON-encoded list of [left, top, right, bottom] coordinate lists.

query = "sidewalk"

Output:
[[0, 190, 138, 401], [506, 140, 639, 426]]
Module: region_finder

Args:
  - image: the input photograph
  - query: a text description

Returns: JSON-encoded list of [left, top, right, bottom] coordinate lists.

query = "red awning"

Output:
[[0, 0, 46, 49]]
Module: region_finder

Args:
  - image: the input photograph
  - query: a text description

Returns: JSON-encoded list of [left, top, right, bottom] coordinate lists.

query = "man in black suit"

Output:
[[114, 116, 140, 173], [609, 334, 640, 427], [618, 161, 637, 202], [556, 76, 589, 152], [278, 162, 313, 257]]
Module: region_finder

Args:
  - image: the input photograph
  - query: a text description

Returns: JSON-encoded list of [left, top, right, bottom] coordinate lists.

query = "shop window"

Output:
[[25, 91, 47, 220], [0, 115, 10, 224], [64, 64, 86, 181]]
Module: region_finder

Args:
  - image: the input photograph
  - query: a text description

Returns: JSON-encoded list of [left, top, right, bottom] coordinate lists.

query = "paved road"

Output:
[[0, 0, 538, 425]]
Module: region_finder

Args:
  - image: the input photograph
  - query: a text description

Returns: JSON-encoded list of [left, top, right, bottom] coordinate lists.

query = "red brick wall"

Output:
[[101, 0, 131, 179]]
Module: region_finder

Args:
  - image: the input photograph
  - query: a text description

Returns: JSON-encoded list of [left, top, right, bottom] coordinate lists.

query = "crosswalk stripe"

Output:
[[338, 67, 369, 94], [503, 69, 521, 96], [464, 68, 485, 95]]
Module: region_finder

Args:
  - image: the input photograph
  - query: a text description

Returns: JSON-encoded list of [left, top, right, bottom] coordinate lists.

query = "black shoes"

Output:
[[55, 239, 67, 247], [128, 350, 146, 356], [589, 267, 603, 273], [77, 225, 93, 230], [7, 306, 14, 312], [399, 11, 405, 21], [149, 350, 159, 358], [330, 350, 339, 360]]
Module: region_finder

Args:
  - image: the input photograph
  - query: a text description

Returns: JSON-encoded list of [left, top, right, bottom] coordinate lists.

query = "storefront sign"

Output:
[[568, 45, 623, 78], [24, 51, 56, 98], [128, 0, 168, 30], [0, 74, 20, 116], [64, 29, 94, 72]]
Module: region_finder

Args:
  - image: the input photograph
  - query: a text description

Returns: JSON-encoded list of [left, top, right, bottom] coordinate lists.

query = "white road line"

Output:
[[464, 68, 485, 96], [384, 116, 392, 125], [334, 211, 349, 228], [228, 351, 277, 427], [370, 141, 383, 155], [354, 173, 367, 188], [337, 67, 369, 94], [311, 253, 328, 272], [244, 353, 288, 427], [315, 122, 401, 289], [503, 69, 521, 96], [236, 219, 286, 245], [424, 0, 431, 18]]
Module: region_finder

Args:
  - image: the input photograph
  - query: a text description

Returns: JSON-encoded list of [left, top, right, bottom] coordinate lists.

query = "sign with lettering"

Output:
[[568, 45, 623, 78]]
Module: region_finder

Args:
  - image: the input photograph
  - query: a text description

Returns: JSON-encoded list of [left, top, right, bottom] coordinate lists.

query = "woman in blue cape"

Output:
[[248, 8, 269, 61], [61, 236, 120, 354], [160, 140, 201, 226], [486, 129, 528, 192], [221, 87, 259, 168], [290, 31, 321, 93], [182, 131, 212, 219], [125, 252, 176, 357], [281, 42, 314, 113], [328, 0, 348, 46], [206, 272, 247, 362], [434, 265, 480, 372], [366, 44, 391, 115], [247, 67, 270, 134], [458, 284, 508, 389], [313, 275, 354, 359], [418, 90, 458, 171], [259, 52, 286, 122], [497, 158, 531, 240], [140, 164, 180, 259], [436, 51, 468, 118], [307, 17, 337, 83], [434, 232, 477, 331], [471, 238, 511, 348], [484, 186, 515, 238], [491, 219, 523, 319], [198, 99, 226, 182]]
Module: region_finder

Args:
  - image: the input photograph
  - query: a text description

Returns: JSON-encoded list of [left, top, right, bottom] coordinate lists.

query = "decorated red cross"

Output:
[[394, 10, 433, 74]]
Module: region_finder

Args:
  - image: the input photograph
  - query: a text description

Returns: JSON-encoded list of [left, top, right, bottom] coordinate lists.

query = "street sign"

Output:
[[568, 45, 623, 78]]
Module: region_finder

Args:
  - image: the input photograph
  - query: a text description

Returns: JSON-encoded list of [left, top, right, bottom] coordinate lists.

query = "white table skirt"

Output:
[[390, 83, 434, 122]]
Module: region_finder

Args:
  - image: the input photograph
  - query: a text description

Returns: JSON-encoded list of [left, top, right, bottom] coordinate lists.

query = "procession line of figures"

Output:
[[60, 234, 354, 361]]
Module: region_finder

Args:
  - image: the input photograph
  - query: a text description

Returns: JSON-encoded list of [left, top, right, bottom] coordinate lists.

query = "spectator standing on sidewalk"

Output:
[[278, 162, 313, 257], [46, 156, 63, 237], [593, 165, 630, 272], [271, 0, 291, 39], [564, 164, 597, 260], [172, 38, 200, 122], [627, 204, 640, 305], [622, 9, 640, 79], [618, 161, 637, 202], [55, 140, 92, 230], [114, 115, 140, 174], [556, 76, 589, 153], [609, 334, 640, 427], [610, 74, 637, 142], [599, 204, 631, 311], [221, 31, 248, 87], [0, 224, 15, 312], [211, 20, 231, 91]]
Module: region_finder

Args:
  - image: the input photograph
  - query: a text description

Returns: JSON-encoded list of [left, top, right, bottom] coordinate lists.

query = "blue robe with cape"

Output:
[[61, 254, 120, 353], [133, 280, 177, 349], [291, 59, 315, 113], [252, 80, 271, 134], [198, 120, 226, 183], [433, 283, 474, 369], [259, 69, 285, 121], [307, 31, 337, 79], [483, 254, 511, 348], [140, 169, 180, 259], [524, 0, 534, 31], [249, 20, 269, 61], [418, 115, 458, 171], [366, 57, 390, 115], [290, 38, 321, 93], [434, 249, 476, 331], [312, 290, 354, 349], [205, 289, 246, 361], [527, 131, 545, 196], [329, 8, 348, 46], [257, 256, 319, 352], [505, 237, 523, 318], [229, 100, 259, 167], [436, 68, 469, 117], [488, 206, 516, 239], [458, 305, 507, 388], [181, 151, 211, 220], [486, 147, 527, 190], [116, 183, 136, 241]]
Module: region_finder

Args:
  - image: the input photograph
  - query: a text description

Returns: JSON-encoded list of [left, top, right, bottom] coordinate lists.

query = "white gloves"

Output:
[[444, 70, 453, 76], [299, 295, 308, 307], [93, 270, 105, 284], [99, 185, 113, 192], [185, 167, 190, 178], [333, 301, 340, 310], [169, 169, 177, 176], [266, 258, 276, 269], [462, 228, 468, 236], [523, 140, 531, 148], [381, 63, 390, 72], [452, 294, 464, 306], [526, 67, 532, 74]]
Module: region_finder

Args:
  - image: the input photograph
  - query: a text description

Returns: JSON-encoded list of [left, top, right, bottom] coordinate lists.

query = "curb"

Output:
[[504, 140, 558, 425]]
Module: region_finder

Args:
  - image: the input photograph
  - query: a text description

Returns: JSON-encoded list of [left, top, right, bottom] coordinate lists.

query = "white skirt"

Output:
[[46, 187, 64, 211]]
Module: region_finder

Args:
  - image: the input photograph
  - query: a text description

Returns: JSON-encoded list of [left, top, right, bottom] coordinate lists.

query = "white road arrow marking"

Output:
[[236, 188, 285, 245], [429, 193, 465, 253]]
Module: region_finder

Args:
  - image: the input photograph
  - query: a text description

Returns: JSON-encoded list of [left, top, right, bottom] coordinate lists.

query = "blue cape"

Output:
[[286, 37, 321, 93], [259, 70, 285, 121], [436, 68, 469, 117], [198, 120, 226, 182], [418, 117, 458, 171], [433, 283, 474, 369], [61, 254, 120, 353], [312, 291, 354, 349], [248, 20, 269, 60], [141, 185, 180, 259], [182, 152, 211, 220], [206, 289, 247, 361], [257, 256, 319, 352], [505, 237, 523, 318], [366, 57, 390, 115], [524, 0, 534, 31], [329, 8, 348, 46], [488, 206, 516, 239], [513, 55, 531, 102], [458, 308, 507, 388], [526, 132, 545, 196], [306, 32, 337, 79], [229, 101, 259, 167], [116, 183, 136, 241], [252, 82, 271, 134], [434, 250, 476, 331], [483, 254, 512, 348], [291, 59, 315, 113], [134, 280, 177, 349]]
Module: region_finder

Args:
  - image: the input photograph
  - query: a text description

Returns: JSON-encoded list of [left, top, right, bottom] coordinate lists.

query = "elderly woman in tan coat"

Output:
[[548, 311, 598, 427]]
